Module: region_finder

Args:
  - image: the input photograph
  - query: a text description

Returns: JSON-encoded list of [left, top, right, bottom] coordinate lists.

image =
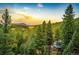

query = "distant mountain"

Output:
[[13, 22, 28, 26], [11, 17, 79, 28], [11, 22, 39, 29]]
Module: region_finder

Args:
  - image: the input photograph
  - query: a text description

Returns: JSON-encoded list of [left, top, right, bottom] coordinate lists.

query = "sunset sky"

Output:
[[0, 3, 79, 25]]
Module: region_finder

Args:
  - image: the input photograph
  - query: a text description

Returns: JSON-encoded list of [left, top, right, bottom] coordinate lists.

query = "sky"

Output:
[[0, 3, 79, 25]]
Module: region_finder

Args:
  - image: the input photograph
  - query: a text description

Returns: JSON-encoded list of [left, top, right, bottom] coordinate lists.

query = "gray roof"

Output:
[[52, 40, 62, 48]]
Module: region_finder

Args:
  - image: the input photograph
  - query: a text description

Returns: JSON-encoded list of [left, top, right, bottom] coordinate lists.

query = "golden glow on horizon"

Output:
[[0, 7, 63, 25], [11, 9, 63, 25], [11, 13, 63, 25]]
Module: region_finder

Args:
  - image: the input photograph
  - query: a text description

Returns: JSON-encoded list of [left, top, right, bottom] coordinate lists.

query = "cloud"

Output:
[[0, 6, 63, 25], [24, 7, 31, 10], [11, 13, 43, 25], [37, 3, 44, 8]]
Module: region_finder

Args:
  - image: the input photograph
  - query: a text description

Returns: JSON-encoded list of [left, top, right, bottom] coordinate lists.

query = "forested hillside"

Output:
[[0, 4, 79, 55]]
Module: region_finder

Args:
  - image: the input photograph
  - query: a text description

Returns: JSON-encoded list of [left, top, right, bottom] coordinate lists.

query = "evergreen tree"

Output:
[[26, 24, 47, 55], [0, 33, 14, 55], [41, 21, 47, 54], [25, 28, 37, 55], [62, 19, 79, 55], [2, 9, 11, 33], [16, 30, 25, 54], [61, 4, 75, 52], [46, 20, 53, 55], [54, 29, 60, 41], [33, 25, 45, 54], [42, 21, 46, 33], [0, 9, 14, 55]]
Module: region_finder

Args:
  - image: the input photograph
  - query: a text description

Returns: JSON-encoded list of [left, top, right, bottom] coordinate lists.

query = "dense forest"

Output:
[[0, 4, 79, 55]]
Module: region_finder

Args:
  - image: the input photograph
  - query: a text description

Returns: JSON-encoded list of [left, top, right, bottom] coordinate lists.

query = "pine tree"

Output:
[[0, 33, 14, 55], [26, 26, 42, 54], [33, 25, 46, 54], [62, 19, 79, 55], [54, 29, 60, 41], [46, 20, 53, 55], [24, 27, 37, 55], [2, 9, 11, 33], [61, 4, 75, 52], [41, 21, 47, 54], [0, 9, 14, 55], [42, 21, 46, 33], [16, 30, 25, 54], [25, 21, 47, 55]]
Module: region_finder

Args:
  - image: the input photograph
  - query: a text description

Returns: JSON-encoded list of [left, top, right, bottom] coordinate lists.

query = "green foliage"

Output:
[[46, 21, 53, 45], [54, 29, 60, 41], [0, 9, 15, 55], [0, 4, 79, 55], [26, 25, 46, 55], [2, 9, 11, 33], [0, 33, 15, 55], [62, 20, 79, 55], [16, 30, 26, 54], [61, 4, 75, 52], [25, 21, 53, 55], [46, 20, 53, 55]]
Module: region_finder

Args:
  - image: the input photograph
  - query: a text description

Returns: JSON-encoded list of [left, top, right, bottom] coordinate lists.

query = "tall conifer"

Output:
[[61, 4, 75, 52]]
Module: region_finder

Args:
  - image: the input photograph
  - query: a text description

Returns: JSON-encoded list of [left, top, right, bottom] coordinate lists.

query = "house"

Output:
[[51, 40, 62, 54]]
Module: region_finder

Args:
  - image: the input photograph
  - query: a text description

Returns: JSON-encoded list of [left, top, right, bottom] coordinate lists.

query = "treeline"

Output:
[[0, 4, 79, 55]]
